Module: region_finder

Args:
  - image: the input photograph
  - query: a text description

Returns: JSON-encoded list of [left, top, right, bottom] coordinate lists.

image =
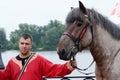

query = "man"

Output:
[[0, 33, 76, 80]]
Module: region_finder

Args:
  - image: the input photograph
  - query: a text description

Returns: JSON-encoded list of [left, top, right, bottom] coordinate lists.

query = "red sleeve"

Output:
[[38, 55, 72, 77], [0, 60, 12, 80], [0, 70, 5, 80]]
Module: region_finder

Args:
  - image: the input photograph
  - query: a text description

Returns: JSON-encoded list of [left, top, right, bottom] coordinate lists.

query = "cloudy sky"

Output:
[[0, 0, 118, 39]]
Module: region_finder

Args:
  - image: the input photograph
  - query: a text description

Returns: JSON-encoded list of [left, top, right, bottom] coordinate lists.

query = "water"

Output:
[[1, 50, 95, 80]]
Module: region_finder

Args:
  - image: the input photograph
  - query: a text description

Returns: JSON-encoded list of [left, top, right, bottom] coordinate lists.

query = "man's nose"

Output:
[[23, 44, 26, 47]]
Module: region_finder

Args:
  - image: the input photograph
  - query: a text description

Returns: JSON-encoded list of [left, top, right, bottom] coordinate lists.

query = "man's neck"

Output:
[[19, 52, 31, 58]]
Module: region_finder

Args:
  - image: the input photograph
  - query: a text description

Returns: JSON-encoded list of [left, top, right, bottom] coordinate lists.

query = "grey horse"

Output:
[[57, 1, 120, 80]]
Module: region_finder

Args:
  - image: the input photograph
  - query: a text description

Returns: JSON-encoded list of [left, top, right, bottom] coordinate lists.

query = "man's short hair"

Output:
[[20, 33, 33, 42]]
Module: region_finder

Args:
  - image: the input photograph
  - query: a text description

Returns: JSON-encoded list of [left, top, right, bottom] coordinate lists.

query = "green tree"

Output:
[[9, 23, 44, 50], [0, 28, 7, 50], [9, 20, 66, 51], [41, 20, 65, 50]]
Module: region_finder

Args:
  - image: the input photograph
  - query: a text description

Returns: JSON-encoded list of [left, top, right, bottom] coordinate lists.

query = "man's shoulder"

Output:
[[33, 53, 47, 61]]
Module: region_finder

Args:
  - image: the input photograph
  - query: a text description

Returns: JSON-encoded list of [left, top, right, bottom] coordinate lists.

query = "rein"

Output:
[[71, 56, 95, 75], [107, 48, 120, 71]]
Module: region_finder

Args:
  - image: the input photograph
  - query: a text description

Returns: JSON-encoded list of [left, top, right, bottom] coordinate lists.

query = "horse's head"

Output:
[[57, 1, 93, 60]]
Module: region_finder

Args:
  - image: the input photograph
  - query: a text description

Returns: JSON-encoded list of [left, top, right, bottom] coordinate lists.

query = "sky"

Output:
[[0, 0, 118, 40]]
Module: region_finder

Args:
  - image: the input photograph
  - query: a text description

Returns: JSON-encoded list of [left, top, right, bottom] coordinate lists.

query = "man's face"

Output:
[[19, 37, 32, 55]]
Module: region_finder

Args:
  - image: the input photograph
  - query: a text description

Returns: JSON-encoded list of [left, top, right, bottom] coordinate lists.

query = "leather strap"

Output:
[[17, 53, 35, 80]]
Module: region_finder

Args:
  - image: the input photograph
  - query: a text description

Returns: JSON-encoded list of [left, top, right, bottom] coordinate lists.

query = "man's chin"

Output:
[[21, 52, 28, 55]]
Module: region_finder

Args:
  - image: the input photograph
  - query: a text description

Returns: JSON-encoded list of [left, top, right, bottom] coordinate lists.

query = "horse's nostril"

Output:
[[57, 49, 66, 56], [61, 49, 65, 54], [57, 49, 65, 55]]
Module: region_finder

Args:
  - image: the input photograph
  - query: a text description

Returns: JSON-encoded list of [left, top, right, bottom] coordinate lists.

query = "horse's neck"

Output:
[[89, 24, 120, 66]]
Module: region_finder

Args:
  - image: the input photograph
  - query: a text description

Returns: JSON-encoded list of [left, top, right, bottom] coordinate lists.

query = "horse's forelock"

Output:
[[65, 8, 85, 24]]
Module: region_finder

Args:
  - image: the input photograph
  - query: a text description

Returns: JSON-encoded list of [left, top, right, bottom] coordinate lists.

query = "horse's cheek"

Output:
[[81, 31, 92, 47]]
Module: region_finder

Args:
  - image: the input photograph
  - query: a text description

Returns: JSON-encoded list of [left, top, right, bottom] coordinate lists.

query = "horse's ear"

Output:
[[79, 1, 87, 15], [71, 7, 74, 10]]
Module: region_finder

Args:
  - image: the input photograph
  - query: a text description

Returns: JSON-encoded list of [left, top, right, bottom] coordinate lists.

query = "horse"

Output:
[[57, 1, 120, 80]]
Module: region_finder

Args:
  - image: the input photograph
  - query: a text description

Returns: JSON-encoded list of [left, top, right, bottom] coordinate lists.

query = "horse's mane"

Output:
[[90, 9, 120, 40], [66, 8, 120, 40]]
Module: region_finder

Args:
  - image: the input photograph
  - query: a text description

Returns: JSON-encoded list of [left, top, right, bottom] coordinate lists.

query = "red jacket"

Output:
[[0, 54, 72, 80]]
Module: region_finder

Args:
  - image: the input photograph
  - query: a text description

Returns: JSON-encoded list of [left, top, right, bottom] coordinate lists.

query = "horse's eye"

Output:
[[77, 23, 82, 27]]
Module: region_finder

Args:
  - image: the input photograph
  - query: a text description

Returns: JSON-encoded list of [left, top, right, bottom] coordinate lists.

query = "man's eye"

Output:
[[21, 43, 24, 45], [26, 43, 29, 45]]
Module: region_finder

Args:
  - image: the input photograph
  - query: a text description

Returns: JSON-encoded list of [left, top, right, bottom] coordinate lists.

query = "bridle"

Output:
[[63, 25, 87, 51], [63, 14, 94, 75], [63, 15, 93, 52]]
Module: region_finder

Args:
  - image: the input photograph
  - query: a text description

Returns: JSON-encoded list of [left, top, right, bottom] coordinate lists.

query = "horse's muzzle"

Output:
[[57, 49, 73, 61]]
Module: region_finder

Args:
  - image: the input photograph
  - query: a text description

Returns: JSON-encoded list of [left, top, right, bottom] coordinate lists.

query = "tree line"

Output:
[[0, 20, 65, 51]]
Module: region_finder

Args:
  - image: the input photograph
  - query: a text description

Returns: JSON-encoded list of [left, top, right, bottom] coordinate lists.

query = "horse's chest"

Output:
[[96, 50, 120, 80]]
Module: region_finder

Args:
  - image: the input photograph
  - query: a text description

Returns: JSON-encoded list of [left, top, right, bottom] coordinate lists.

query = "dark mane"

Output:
[[66, 8, 120, 40], [90, 9, 120, 40]]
